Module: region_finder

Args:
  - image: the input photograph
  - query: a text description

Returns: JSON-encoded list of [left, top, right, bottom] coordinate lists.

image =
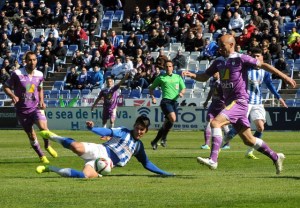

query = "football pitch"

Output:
[[0, 130, 299, 208]]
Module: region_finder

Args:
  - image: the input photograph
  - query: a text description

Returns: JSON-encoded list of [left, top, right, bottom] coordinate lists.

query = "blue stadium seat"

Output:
[[47, 100, 59, 107], [21, 45, 30, 53], [285, 99, 295, 107], [43, 90, 51, 99], [11, 45, 21, 56], [0, 92, 7, 100], [52, 81, 64, 90], [70, 89, 81, 99], [141, 88, 150, 98], [153, 89, 162, 98], [101, 19, 112, 31], [121, 88, 131, 99], [81, 89, 91, 97], [113, 10, 124, 22], [66, 45, 78, 56], [129, 89, 141, 99], [60, 90, 70, 99], [49, 90, 60, 99], [185, 79, 196, 89]]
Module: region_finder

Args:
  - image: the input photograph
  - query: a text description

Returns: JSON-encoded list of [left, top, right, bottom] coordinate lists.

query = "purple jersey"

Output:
[[206, 78, 224, 121], [98, 84, 119, 111], [5, 68, 44, 114], [206, 53, 258, 104]]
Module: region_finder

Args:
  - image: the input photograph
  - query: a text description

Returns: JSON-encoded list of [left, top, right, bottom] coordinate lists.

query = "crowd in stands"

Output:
[[0, 0, 300, 94]]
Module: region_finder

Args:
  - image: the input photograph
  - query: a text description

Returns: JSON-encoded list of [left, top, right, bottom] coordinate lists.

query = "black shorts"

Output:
[[160, 98, 178, 118]]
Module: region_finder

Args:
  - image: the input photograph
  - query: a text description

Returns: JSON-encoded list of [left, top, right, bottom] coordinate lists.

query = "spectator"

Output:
[[40, 48, 54, 72], [76, 25, 88, 51], [184, 31, 195, 52], [221, 10, 232, 29], [140, 39, 149, 52], [269, 37, 283, 59], [103, 49, 115, 72], [0, 67, 10, 84], [194, 32, 205, 52], [72, 50, 85, 70], [131, 14, 145, 33], [209, 13, 222, 33], [21, 27, 36, 52], [202, 38, 219, 61], [53, 41, 67, 71], [90, 50, 103, 68], [109, 30, 120, 48], [236, 28, 252, 50], [245, 20, 257, 36], [228, 12, 244, 32], [168, 21, 181, 43], [261, 47, 272, 65], [9, 26, 22, 46], [4, 50, 16, 68], [89, 65, 104, 90], [111, 57, 125, 80], [65, 66, 78, 90], [201, 2, 214, 24], [155, 49, 168, 70], [86, 16, 100, 42], [273, 58, 288, 89], [156, 29, 171, 50], [125, 40, 137, 57], [98, 39, 108, 57], [279, 2, 294, 22], [290, 36, 300, 59], [172, 49, 186, 70], [83, 50, 92, 69], [287, 27, 300, 46], [76, 67, 90, 90], [251, 10, 263, 28]]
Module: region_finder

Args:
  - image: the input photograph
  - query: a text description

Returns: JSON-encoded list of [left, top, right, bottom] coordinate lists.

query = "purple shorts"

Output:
[[102, 107, 117, 121], [17, 109, 47, 132], [206, 100, 224, 121], [220, 99, 250, 132]]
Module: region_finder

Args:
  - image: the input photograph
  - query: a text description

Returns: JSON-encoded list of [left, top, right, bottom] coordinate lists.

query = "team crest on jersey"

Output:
[[27, 84, 35, 93], [220, 68, 230, 80]]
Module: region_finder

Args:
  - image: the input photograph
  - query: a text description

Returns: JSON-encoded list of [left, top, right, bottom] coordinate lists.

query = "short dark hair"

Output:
[[250, 47, 262, 54], [135, 115, 150, 131]]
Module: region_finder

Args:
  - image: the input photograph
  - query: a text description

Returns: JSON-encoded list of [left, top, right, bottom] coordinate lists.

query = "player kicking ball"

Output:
[[36, 115, 174, 178]]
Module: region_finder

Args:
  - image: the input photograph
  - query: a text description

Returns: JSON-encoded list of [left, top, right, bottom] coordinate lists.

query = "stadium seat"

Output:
[[47, 100, 59, 107], [43, 90, 51, 99], [70, 89, 81, 99], [21, 45, 30, 53], [81, 89, 91, 97], [0, 100, 4, 107], [121, 88, 131, 99], [11, 45, 21, 56], [185, 79, 196, 89], [52, 81, 64, 90], [284, 22, 296, 32], [141, 88, 150, 98], [285, 99, 295, 107], [66, 45, 78, 56], [101, 19, 112, 31], [113, 10, 124, 22], [60, 90, 70, 99], [49, 90, 60, 99], [35, 28, 45, 38], [129, 89, 141, 98], [153, 89, 162, 98], [0, 92, 7, 100], [187, 61, 199, 71]]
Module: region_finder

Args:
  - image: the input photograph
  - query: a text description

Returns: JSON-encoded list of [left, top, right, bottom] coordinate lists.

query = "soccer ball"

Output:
[[95, 158, 113, 175]]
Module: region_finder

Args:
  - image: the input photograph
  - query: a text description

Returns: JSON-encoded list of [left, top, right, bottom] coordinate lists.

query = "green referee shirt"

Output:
[[149, 73, 186, 100]]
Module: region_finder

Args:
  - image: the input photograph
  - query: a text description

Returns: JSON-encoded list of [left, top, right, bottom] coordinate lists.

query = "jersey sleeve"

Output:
[[264, 72, 281, 100], [241, 54, 259, 68], [134, 141, 174, 176], [149, 76, 161, 90], [90, 127, 113, 137]]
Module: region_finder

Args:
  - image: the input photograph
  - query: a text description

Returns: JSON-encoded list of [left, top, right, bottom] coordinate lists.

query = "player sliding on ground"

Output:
[[182, 34, 296, 174], [36, 115, 174, 178]]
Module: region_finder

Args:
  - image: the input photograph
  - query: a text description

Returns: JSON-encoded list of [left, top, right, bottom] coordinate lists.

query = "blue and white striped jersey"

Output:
[[103, 127, 138, 167], [247, 68, 281, 105]]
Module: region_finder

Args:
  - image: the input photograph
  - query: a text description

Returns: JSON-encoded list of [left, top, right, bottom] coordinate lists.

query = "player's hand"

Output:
[[279, 98, 288, 108], [11, 95, 19, 104], [284, 76, 296, 88], [39, 102, 46, 110], [151, 97, 156, 104], [182, 71, 193, 78], [86, 121, 94, 129]]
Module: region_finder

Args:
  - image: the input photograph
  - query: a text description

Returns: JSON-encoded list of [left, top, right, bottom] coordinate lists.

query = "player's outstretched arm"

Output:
[[260, 63, 296, 88], [182, 71, 210, 82], [86, 121, 113, 137]]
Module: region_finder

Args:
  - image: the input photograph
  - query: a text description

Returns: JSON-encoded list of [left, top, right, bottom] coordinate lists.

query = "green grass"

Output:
[[0, 130, 299, 208]]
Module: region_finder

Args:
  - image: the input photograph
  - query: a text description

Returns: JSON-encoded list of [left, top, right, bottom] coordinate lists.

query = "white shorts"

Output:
[[247, 104, 266, 123], [80, 143, 109, 169]]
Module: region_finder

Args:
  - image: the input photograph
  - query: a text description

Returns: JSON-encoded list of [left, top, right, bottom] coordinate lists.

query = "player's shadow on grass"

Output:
[[264, 176, 300, 180]]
